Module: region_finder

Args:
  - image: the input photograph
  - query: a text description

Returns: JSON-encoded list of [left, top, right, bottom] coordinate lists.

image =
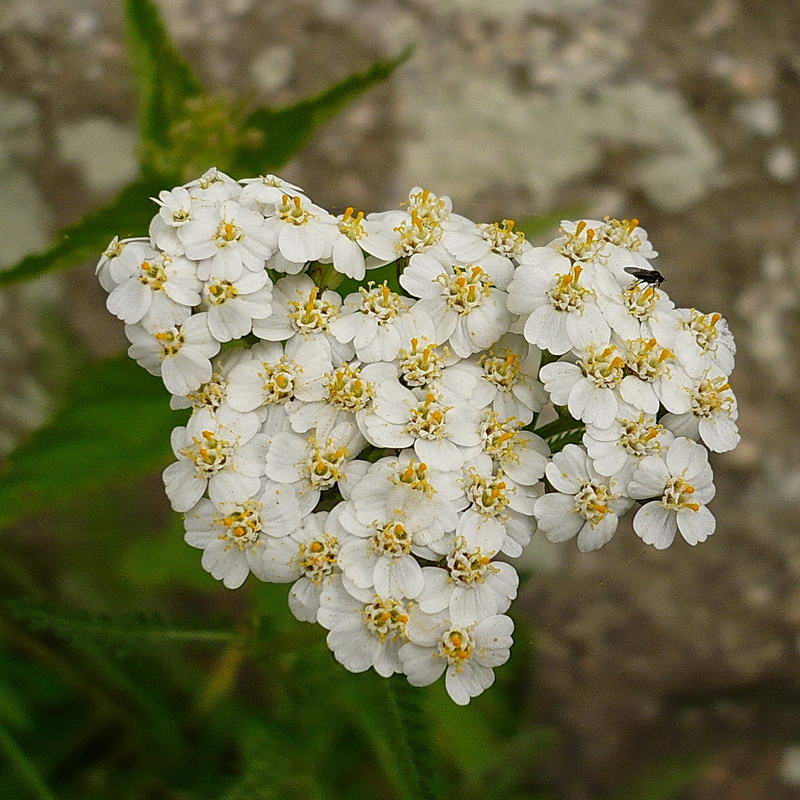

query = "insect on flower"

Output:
[[623, 266, 665, 287]]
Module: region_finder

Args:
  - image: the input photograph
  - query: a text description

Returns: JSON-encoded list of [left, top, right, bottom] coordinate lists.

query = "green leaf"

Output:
[[233, 46, 413, 174], [0, 174, 164, 286], [0, 724, 57, 800], [0, 356, 184, 528], [124, 0, 203, 157]]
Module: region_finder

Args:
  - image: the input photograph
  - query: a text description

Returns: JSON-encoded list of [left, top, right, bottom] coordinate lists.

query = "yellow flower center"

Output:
[[481, 348, 521, 392], [447, 539, 498, 585], [370, 520, 413, 557], [602, 216, 642, 251], [338, 206, 367, 240], [405, 391, 452, 440], [618, 413, 665, 457], [213, 220, 242, 246], [691, 375, 733, 418], [186, 373, 226, 411], [180, 429, 232, 476], [277, 193, 315, 226], [362, 597, 409, 642], [324, 363, 375, 413], [478, 218, 526, 256], [398, 337, 445, 387], [624, 337, 675, 382], [573, 481, 616, 526], [154, 326, 186, 358], [683, 310, 722, 354], [358, 282, 408, 324], [138, 257, 168, 290], [436, 264, 493, 315], [465, 469, 511, 518], [480, 410, 523, 463], [578, 344, 625, 389], [216, 502, 263, 550], [393, 209, 443, 256], [288, 287, 338, 334], [557, 220, 604, 262], [549, 263, 590, 312], [393, 457, 435, 496], [622, 282, 657, 321], [302, 438, 350, 489], [206, 279, 239, 305], [661, 477, 700, 512], [258, 357, 300, 404], [437, 627, 475, 670], [298, 533, 339, 583]]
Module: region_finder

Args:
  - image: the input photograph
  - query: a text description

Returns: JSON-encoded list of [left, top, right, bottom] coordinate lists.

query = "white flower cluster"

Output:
[[97, 167, 739, 705]]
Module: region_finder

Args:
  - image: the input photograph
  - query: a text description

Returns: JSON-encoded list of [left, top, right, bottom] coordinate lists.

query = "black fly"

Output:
[[623, 266, 665, 287]]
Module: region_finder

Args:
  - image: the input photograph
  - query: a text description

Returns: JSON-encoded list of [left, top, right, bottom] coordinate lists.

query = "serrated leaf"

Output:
[[0, 174, 164, 286], [0, 356, 184, 528], [233, 46, 413, 174], [124, 0, 203, 158]]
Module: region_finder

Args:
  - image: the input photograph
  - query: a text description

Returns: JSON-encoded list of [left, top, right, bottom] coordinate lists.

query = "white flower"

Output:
[[252, 274, 353, 364], [153, 186, 194, 228], [458, 453, 541, 557], [337, 499, 432, 600], [469, 334, 546, 425], [583, 402, 674, 488], [183, 167, 242, 201], [474, 410, 550, 488], [96, 236, 138, 292], [324, 207, 398, 280], [183, 480, 302, 589], [507, 255, 612, 356], [318, 576, 408, 677], [286, 360, 388, 439], [618, 336, 691, 415], [168, 348, 255, 430], [329, 283, 434, 363], [225, 338, 331, 413], [534, 444, 632, 552], [539, 344, 625, 428], [347, 452, 462, 542], [417, 538, 518, 625], [125, 313, 221, 395], [239, 174, 308, 213], [400, 608, 513, 705], [163, 407, 265, 512], [652, 308, 736, 378], [180, 200, 275, 280], [401, 254, 512, 357], [596, 277, 675, 341], [628, 437, 716, 549], [263, 422, 366, 515], [265, 193, 336, 264], [443, 218, 530, 275], [368, 187, 456, 262], [258, 504, 358, 622], [598, 216, 658, 262], [360, 381, 481, 470], [201, 269, 273, 342], [660, 371, 740, 453], [105, 242, 200, 331], [396, 337, 481, 399]]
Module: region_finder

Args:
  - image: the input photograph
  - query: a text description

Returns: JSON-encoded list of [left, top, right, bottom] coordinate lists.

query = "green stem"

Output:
[[384, 678, 439, 800], [533, 414, 585, 440], [0, 724, 57, 800]]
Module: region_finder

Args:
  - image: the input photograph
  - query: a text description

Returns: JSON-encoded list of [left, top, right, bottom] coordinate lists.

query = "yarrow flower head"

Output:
[[99, 172, 740, 704]]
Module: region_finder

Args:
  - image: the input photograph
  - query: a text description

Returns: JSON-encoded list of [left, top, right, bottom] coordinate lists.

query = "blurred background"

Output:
[[1, 1, 800, 798]]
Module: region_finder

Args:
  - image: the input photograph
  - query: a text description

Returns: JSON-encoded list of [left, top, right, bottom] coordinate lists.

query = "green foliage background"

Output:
[[0, 2, 702, 798]]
